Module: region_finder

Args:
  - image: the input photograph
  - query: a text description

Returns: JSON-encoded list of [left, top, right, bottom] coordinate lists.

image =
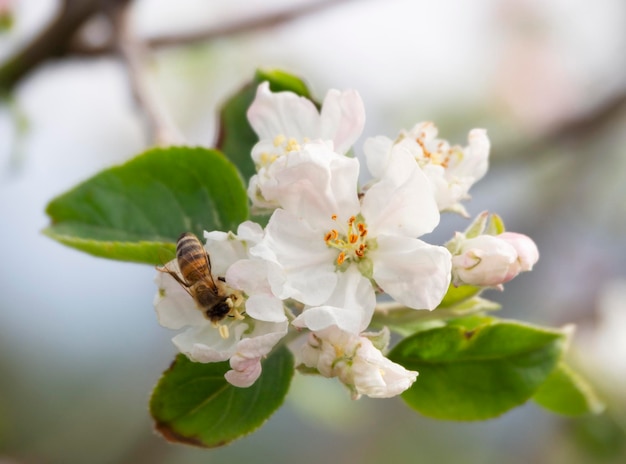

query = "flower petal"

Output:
[[362, 145, 439, 237], [153, 261, 206, 329], [172, 321, 249, 362], [319, 88, 365, 154], [292, 266, 375, 334], [372, 234, 452, 310], [247, 81, 320, 141], [224, 320, 288, 387], [363, 135, 393, 179], [260, 144, 360, 226], [257, 208, 338, 305]]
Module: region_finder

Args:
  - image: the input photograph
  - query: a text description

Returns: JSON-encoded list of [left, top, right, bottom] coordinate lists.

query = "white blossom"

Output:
[[252, 144, 451, 334], [364, 122, 490, 216], [298, 326, 418, 399], [246, 82, 365, 209]]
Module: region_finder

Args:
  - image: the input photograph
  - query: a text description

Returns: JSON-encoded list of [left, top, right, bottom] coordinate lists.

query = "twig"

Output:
[[114, 3, 183, 146], [0, 0, 101, 92], [145, 0, 358, 49], [1, 0, 358, 91]]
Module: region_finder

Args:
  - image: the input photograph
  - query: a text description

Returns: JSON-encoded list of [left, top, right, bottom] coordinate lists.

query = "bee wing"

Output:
[[155, 261, 195, 300], [202, 248, 222, 293]]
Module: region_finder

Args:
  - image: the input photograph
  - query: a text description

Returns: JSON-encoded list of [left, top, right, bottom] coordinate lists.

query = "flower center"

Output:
[[258, 134, 310, 167], [324, 215, 369, 266], [412, 132, 464, 169]]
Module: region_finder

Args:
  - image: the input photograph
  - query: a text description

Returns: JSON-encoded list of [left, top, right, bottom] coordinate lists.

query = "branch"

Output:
[[114, 3, 183, 146], [504, 91, 626, 161], [0, 0, 101, 92], [1, 0, 358, 90], [67, 0, 358, 55], [146, 0, 358, 49]]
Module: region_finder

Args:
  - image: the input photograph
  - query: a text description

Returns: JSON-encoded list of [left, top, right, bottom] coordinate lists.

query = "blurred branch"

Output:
[[548, 92, 626, 144], [506, 91, 626, 160], [0, 0, 102, 92], [114, 3, 183, 146], [145, 0, 357, 49], [0, 0, 357, 92]]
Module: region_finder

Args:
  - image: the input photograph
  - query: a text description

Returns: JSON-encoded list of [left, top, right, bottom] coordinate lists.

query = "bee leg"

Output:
[[211, 322, 229, 339], [231, 308, 245, 321], [156, 266, 191, 288]]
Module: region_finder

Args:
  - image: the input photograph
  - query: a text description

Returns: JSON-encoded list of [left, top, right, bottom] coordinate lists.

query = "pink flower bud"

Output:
[[451, 232, 539, 287], [451, 235, 519, 286], [498, 232, 539, 272]]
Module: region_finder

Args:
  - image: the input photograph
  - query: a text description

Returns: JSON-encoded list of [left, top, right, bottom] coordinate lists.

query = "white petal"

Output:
[[372, 235, 452, 310], [172, 321, 249, 362], [225, 320, 288, 387], [292, 267, 375, 334], [154, 262, 206, 329], [236, 221, 264, 244], [247, 81, 320, 141], [319, 89, 366, 154], [351, 341, 418, 398], [362, 146, 439, 237], [363, 135, 393, 179], [260, 208, 338, 305], [203, 230, 247, 277], [245, 294, 286, 322], [454, 128, 490, 180], [225, 356, 263, 388], [261, 144, 360, 226]]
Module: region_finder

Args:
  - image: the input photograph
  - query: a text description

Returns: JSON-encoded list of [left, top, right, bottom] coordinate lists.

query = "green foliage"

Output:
[[150, 346, 294, 448], [372, 297, 499, 337], [44, 146, 248, 264], [533, 362, 605, 416], [217, 68, 313, 181], [389, 319, 566, 420], [438, 284, 481, 308]]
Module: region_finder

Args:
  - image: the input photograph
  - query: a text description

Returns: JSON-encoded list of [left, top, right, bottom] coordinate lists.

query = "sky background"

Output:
[[1, 0, 625, 463]]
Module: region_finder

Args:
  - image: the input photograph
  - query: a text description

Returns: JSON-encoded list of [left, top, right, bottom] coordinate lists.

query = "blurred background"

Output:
[[1, 0, 625, 463]]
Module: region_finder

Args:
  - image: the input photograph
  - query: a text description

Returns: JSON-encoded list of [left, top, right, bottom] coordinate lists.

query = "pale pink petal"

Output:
[[292, 267, 375, 334], [153, 262, 206, 329], [363, 135, 394, 179], [361, 146, 439, 237], [247, 82, 320, 141], [319, 88, 365, 154], [260, 208, 338, 305], [372, 235, 452, 310]]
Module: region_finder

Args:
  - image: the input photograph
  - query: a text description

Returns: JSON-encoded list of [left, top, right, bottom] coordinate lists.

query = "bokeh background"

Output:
[[1, 0, 625, 463]]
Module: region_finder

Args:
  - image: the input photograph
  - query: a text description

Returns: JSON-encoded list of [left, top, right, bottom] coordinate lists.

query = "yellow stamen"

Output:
[[285, 138, 301, 152], [273, 135, 286, 147], [324, 214, 370, 266]]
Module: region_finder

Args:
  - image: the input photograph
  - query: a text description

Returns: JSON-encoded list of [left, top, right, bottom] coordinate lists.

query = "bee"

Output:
[[158, 232, 242, 338]]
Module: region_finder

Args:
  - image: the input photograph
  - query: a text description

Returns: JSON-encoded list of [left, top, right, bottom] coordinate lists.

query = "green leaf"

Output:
[[372, 298, 499, 337], [389, 320, 566, 420], [216, 68, 313, 181], [44, 146, 248, 264], [533, 362, 605, 416], [438, 284, 481, 308], [150, 346, 294, 448]]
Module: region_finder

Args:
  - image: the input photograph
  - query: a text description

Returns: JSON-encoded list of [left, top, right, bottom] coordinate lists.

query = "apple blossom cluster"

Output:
[[154, 82, 539, 399]]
